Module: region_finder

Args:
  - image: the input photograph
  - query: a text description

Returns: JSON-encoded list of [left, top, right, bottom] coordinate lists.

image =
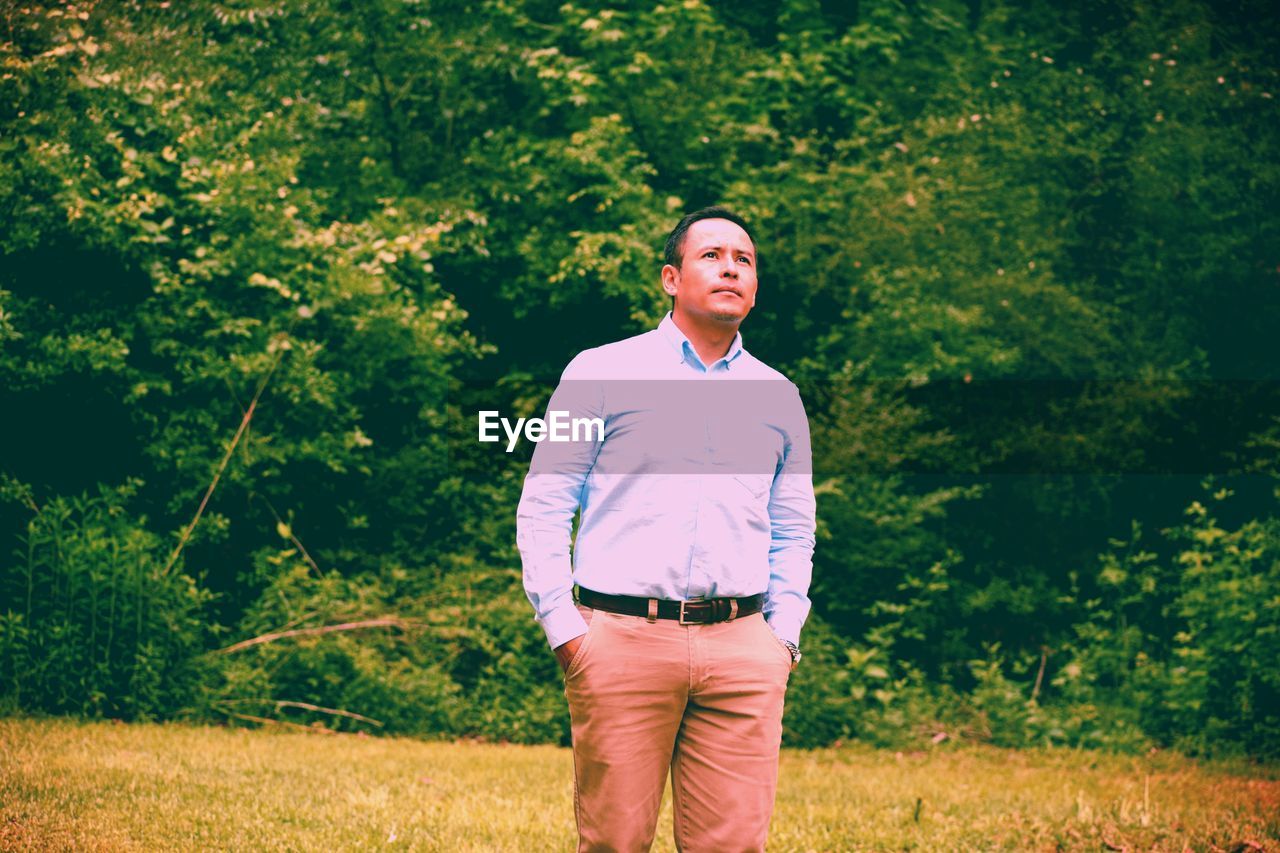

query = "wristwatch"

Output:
[[780, 639, 801, 668]]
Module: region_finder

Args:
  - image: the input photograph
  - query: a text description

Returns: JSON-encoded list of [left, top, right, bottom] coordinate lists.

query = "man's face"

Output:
[[662, 218, 758, 326]]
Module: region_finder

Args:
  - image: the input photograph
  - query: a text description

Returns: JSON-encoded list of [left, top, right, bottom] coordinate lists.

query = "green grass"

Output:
[[1, 717, 1276, 851]]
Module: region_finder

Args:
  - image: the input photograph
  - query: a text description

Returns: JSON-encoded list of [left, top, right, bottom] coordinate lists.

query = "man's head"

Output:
[[661, 206, 758, 327]]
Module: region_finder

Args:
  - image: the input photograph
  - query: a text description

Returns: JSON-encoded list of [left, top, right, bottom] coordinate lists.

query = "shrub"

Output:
[[0, 481, 213, 720], [1055, 480, 1280, 760]]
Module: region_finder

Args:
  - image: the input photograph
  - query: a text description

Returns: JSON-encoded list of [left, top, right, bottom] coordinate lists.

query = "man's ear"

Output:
[[661, 264, 679, 297]]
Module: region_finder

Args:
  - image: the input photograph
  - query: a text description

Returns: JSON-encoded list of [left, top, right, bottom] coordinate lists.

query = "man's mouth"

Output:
[[712, 287, 741, 297]]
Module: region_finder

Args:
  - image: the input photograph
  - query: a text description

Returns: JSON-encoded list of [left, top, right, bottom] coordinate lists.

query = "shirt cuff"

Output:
[[540, 601, 590, 650], [764, 616, 804, 648]]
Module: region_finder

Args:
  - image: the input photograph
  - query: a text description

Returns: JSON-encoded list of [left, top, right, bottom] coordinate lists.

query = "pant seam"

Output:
[[674, 746, 690, 852], [572, 734, 583, 850]]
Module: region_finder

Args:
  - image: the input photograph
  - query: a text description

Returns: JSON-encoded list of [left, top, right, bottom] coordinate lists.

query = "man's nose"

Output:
[[720, 262, 738, 278]]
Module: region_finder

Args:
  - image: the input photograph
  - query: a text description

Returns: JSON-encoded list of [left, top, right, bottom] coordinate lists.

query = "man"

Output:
[[517, 206, 816, 852]]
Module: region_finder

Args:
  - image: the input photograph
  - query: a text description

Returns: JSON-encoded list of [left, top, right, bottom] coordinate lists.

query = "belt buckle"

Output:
[[678, 599, 691, 625]]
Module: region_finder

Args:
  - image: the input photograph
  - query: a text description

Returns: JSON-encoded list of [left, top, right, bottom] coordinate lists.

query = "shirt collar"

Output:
[[658, 312, 745, 371]]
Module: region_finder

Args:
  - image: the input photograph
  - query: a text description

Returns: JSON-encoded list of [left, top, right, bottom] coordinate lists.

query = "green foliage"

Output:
[[1, 0, 1278, 759], [0, 481, 212, 720], [200, 556, 452, 735], [200, 559, 573, 743], [1162, 484, 1280, 759], [1055, 480, 1280, 760]]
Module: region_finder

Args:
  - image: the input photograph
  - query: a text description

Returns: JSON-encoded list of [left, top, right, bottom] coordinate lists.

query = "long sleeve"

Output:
[[762, 384, 816, 647], [516, 353, 606, 649]]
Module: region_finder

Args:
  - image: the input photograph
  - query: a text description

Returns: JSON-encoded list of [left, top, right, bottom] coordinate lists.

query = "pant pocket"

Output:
[[565, 605, 601, 680], [762, 618, 792, 669]]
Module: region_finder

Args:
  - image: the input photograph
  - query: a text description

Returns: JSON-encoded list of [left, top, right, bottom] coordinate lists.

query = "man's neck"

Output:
[[671, 309, 739, 367]]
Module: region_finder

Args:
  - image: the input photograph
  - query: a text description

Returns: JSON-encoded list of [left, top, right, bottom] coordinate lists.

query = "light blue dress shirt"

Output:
[[516, 312, 816, 649]]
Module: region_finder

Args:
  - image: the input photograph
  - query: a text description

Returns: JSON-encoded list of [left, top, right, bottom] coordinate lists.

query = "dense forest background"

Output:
[[1, 0, 1278, 759]]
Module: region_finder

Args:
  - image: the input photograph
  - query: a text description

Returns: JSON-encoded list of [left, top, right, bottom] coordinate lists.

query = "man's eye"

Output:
[[703, 251, 717, 258], [737, 256, 751, 264]]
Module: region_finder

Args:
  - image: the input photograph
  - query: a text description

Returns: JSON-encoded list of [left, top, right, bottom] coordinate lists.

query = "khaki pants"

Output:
[[563, 601, 793, 852]]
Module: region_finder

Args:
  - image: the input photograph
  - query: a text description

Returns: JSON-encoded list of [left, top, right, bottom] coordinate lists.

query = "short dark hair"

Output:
[[663, 205, 758, 271]]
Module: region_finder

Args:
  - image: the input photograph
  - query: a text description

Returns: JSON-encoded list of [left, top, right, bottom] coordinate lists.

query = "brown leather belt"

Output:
[[577, 586, 765, 624]]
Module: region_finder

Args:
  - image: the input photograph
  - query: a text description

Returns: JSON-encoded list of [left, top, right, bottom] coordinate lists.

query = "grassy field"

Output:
[[1, 717, 1276, 851]]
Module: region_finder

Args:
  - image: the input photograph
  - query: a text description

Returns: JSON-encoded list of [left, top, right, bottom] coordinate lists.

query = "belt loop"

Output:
[[727, 599, 738, 622], [647, 598, 658, 623]]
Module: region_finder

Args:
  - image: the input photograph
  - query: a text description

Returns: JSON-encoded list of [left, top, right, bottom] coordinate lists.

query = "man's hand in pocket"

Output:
[[555, 634, 586, 673]]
